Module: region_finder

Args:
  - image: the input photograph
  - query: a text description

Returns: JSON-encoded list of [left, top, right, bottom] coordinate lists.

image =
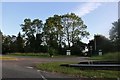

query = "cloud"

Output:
[[73, 2, 101, 17], [73, 0, 118, 17]]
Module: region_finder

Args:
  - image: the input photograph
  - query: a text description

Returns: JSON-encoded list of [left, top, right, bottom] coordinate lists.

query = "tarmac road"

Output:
[[1, 56, 90, 79]]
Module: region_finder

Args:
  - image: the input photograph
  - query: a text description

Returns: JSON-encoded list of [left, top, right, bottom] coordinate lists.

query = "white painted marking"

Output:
[[26, 66, 33, 69], [41, 75, 47, 80], [37, 69, 47, 80], [37, 70, 40, 72], [26, 67, 47, 80]]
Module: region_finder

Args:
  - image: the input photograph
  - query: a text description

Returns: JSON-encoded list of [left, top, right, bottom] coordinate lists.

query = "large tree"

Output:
[[32, 19, 43, 52], [21, 18, 43, 52], [21, 18, 34, 52], [109, 19, 120, 51], [44, 13, 89, 55], [61, 13, 89, 48], [44, 15, 63, 50]]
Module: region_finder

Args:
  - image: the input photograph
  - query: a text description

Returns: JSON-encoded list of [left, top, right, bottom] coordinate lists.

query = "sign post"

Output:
[[66, 50, 71, 56]]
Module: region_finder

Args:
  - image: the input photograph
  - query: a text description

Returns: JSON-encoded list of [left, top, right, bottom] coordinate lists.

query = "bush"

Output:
[[102, 52, 120, 61], [48, 47, 57, 57], [91, 52, 120, 61]]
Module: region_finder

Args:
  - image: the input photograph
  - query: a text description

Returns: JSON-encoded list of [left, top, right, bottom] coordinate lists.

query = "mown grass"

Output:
[[36, 62, 120, 78], [8, 53, 50, 58], [90, 52, 120, 61], [8, 53, 77, 58]]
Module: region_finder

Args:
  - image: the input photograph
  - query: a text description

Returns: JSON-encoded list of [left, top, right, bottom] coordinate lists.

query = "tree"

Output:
[[9, 35, 17, 53], [94, 35, 114, 53], [35, 33, 43, 52], [16, 32, 24, 52], [44, 15, 63, 50], [88, 34, 115, 56], [44, 13, 89, 55], [2, 35, 12, 54], [109, 19, 120, 51], [21, 18, 43, 52], [33, 19, 43, 52], [21, 19, 33, 52], [61, 13, 89, 48], [21, 18, 34, 37], [32, 19, 43, 34]]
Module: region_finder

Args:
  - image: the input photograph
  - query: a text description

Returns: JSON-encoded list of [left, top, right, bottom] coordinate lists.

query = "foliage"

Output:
[[61, 13, 89, 48], [44, 15, 63, 50], [43, 13, 89, 55], [16, 32, 24, 52], [94, 35, 114, 53], [109, 19, 120, 51], [2, 35, 13, 54], [70, 40, 86, 55], [48, 47, 57, 57], [2, 13, 89, 55], [88, 34, 115, 56], [2, 32, 24, 54]]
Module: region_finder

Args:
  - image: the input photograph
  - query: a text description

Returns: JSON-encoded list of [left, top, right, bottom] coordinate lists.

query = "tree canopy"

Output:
[[2, 13, 119, 56], [109, 18, 120, 51], [2, 13, 89, 55]]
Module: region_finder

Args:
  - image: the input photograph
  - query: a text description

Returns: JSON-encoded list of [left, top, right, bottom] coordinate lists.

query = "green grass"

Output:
[[8, 53, 50, 58], [36, 62, 120, 78], [8, 53, 77, 58], [90, 52, 120, 61]]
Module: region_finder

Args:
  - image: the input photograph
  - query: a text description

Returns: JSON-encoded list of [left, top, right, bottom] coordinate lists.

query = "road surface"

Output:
[[1, 56, 90, 79]]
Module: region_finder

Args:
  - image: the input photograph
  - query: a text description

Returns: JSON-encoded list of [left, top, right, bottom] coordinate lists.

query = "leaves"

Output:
[[109, 18, 120, 51], [61, 13, 89, 48], [2, 13, 90, 54]]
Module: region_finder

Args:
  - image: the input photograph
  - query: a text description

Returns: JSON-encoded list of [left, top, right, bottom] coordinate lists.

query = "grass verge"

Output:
[[0, 56, 17, 60], [36, 62, 120, 78], [90, 52, 120, 61], [8, 53, 50, 58], [8, 53, 77, 58]]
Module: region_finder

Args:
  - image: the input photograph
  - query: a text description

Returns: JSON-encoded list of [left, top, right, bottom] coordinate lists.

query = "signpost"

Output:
[[66, 50, 71, 56], [99, 50, 102, 56]]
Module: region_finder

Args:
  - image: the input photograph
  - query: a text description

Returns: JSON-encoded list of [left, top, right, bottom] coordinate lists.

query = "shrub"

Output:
[[102, 52, 120, 61], [91, 52, 120, 61], [48, 47, 57, 57]]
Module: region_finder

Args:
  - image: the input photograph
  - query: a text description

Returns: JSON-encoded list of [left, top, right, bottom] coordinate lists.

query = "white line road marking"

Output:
[[26, 66, 33, 69], [41, 75, 47, 80], [37, 70, 40, 72], [26, 67, 47, 80], [37, 70, 47, 80]]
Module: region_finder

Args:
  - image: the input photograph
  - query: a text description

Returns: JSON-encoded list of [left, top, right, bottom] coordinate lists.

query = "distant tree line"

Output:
[[88, 18, 120, 55], [1, 13, 89, 55], [1, 13, 120, 56]]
